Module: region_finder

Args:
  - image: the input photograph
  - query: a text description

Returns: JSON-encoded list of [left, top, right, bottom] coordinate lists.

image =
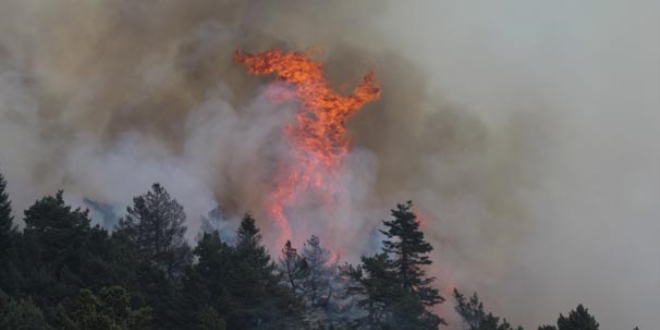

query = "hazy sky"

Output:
[[377, 1, 659, 328]]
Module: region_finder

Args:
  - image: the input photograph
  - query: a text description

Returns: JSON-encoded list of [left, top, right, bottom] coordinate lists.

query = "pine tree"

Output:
[[18, 191, 102, 321], [381, 202, 435, 295], [57, 286, 151, 330], [454, 289, 522, 330], [187, 231, 233, 323], [279, 240, 308, 297], [341, 202, 445, 329], [556, 305, 599, 330], [301, 235, 335, 309], [538, 304, 599, 330], [22, 191, 92, 274], [0, 173, 19, 295], [116, 183, 192, 279], [229, 214, 279, 327], [0, 173, 15, 254], [0, 290, 51, 330], [380, 201, 445, 328], [341, 252, 399, 328]]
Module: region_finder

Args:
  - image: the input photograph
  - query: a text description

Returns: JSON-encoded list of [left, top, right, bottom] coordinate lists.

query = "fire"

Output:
[[235, 49, 380, 249]]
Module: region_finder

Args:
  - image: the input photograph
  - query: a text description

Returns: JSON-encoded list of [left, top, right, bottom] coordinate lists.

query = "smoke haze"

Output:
[[0, 1, 657, 329]]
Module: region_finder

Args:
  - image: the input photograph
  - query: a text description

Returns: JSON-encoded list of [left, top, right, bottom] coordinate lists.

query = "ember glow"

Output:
[[235, 49, 380, 249]]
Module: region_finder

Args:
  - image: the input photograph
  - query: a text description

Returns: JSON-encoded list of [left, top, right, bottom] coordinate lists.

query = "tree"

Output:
[[180, 231, 233, 328], [0, 172, 15, 255], [57, 286, 151, 330], [379, 201, 445, 328], [341, 252, 399, 328], [115, 183, 192, 279], [453, 289, 522, 330], [225, 214, 303, 329], [381, 202, 436, 296], [0, 173, 20, 296], [19, 191, 95, 313], [301, 235, 335, 309], [22, 191, 92, 266], [279, 240, 308, 297], [0, 290, 51, 330], [229, 214, 281, 327], [556, 305, 599, 330], [196, 305, 227, 330], [538, 304, 599, 330], [341, 202, 445, 329]]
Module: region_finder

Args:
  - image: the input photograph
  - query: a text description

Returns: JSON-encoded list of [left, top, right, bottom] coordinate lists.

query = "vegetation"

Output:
[[0, 173, 636, 329]]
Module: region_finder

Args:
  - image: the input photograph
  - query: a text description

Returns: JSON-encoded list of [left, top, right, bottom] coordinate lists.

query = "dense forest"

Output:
[[0, 173, 628, 330]]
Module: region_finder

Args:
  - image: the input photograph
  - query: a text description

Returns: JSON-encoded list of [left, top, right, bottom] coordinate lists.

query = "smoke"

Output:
[[0, 0, 657, 329]]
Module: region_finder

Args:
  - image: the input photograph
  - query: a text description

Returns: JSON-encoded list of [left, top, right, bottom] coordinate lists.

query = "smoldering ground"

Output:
[[0, 1, 657, 329]]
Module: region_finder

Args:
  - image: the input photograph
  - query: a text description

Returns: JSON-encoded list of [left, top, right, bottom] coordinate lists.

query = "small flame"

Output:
[[235, 49, 380, 249]]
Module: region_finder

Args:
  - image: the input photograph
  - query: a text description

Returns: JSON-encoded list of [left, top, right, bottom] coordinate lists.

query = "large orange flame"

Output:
[[235, 49, 380, 249]]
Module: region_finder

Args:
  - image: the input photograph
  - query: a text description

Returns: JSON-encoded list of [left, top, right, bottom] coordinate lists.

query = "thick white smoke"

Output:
[[0, 1, 657, 329]]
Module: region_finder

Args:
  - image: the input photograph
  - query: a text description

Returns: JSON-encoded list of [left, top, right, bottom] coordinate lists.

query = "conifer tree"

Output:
[[380, 201, 445, 328], [454, 289, 522, 330], [342, 252, 399, 328], [0, 290, 51, 330], [279, 240, 308, 296], [538, 326, 557, 330], [0, 173, 14, 254], [538, 304, 599, 330], [23, 191, 92, 271], [116, 183, 192, 279], [301, 235, 335, 309], [342, 201, 445, 329], [57, 286, 152, 330], [556, 305, 599, 330], [0, 173, 18, 294]]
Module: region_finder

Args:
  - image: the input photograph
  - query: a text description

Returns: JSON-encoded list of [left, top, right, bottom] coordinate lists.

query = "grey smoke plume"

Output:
[[0, 1, 657, 329]]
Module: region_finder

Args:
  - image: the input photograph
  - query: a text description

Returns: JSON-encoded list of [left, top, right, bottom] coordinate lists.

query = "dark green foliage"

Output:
[[0, 173, 20, 297], [116, 183, 192, 279], [0, 290, 51, 330], [556, 305, 599, 330], [0, 173, 15, 254], [22, 191, 91, 270], [341, 252, 399, 328], [539, 304, 599, 330], [453, 289, 522, 330], [57, 286, 151, 330], [196, 305, 227, 330], [381, 202, 434, 294], [17, 192, 96, 317], [180, 216, 304, 329], [342, 202, 445, 329], [225, 214, 302, 329]]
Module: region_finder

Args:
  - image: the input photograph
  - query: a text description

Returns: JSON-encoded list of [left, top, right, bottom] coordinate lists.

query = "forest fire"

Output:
[[234, 49, 380, 249]]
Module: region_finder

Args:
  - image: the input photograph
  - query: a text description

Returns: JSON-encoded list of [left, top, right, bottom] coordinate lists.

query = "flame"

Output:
[[235, 49, 380, 249]]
